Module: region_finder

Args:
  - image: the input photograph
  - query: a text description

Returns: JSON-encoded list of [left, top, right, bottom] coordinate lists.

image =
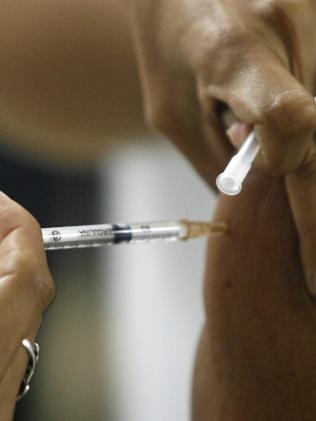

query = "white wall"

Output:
[[100, 139, 216, 421]]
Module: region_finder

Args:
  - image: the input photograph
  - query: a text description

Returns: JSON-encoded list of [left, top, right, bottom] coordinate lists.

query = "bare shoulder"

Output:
[[193, 172, 316, 420]]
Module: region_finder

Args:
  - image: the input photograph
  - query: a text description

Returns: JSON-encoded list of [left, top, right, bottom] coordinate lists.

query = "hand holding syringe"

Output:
[[216, 98, 316, 196]]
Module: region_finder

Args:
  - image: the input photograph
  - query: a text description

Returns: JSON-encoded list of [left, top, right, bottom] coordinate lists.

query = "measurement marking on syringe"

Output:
[[78, 228, 112, 238]]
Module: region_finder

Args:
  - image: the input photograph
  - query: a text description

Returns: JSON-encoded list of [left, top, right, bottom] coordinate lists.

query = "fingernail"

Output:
[[225, 125, 235, 140], [226, 122, 244, 149]]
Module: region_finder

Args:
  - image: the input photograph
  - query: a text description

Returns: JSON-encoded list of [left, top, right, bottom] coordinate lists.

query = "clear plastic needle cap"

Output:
[[217, 97, 316, 196], [216, 131, 260, 195]]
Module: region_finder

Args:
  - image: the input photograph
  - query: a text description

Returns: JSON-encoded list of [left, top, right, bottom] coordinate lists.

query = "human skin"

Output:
[[194, 170, 316, 420], [0, 3, 141, 415], [1, 0, 316, 418], [0, 193, 55, 419], [126, 0, 316, 293], [126, 0, 316, 419]]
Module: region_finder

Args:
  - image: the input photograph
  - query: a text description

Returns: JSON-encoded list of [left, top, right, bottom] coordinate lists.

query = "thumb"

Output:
[[194, 34, 316, 175]]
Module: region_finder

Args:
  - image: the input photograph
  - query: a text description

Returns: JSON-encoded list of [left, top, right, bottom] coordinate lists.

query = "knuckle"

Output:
[[258, 93, 316, 174], [0, 204, 17, 226], [11, 249, 37, 277], [26, 213, 41, 231], [11, 249, 56, 311], [26, 214, 43, 240], [35, 271, 56, 310], [264, 91, 316, 132], [265, 89, 315, 124]]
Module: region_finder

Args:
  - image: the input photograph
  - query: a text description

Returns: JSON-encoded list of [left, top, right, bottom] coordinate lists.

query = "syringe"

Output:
[[217, 97, 316, 196], [216, 131, 259, 196], [42, 219, 227, 250]]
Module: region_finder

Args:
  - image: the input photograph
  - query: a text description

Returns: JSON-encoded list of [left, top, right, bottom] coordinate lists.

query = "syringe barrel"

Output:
[[42, 222, 184, 250]]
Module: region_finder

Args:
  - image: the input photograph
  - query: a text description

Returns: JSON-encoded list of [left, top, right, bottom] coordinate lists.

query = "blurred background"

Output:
[[0, 1, 216, 420]]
